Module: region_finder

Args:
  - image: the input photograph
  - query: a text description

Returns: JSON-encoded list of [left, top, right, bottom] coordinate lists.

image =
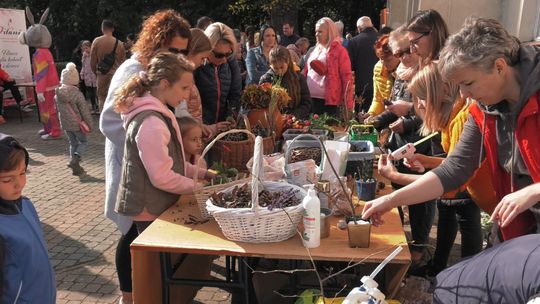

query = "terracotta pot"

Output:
[[246, 108, 270, 129], [246, 108, 285, 138]]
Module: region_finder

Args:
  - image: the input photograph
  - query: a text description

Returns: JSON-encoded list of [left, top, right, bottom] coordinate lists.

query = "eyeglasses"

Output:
[[212, 50, 233, 59], [410, 32, 430, 46], [393, 48, 411, 58], [168, 48, 189, 56]]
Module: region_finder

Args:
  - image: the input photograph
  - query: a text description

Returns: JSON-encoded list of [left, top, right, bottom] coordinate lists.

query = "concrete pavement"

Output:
[[0, 109, 231, 304]]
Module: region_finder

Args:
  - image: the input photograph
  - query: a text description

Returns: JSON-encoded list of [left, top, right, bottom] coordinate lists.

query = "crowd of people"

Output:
[[1, 6, 540, 304]]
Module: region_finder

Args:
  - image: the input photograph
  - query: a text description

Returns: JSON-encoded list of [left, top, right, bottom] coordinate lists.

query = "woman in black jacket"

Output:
[[259, 46, 312, 119], [195, 22, 242, 125]]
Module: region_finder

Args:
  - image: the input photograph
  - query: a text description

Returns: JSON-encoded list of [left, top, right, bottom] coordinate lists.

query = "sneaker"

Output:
[[0, 116, 5, 124], [22, 106, 34, 113], [20, 99, 32, 106], [40, 134, 62, 140], [38, 129, 47, 136]]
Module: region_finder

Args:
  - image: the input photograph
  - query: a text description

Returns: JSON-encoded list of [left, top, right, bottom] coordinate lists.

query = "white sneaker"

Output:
[[40, 134, 62, 140]]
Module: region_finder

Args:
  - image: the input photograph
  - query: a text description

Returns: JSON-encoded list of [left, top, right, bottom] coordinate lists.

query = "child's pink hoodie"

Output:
[[121, 93, 207, 220]]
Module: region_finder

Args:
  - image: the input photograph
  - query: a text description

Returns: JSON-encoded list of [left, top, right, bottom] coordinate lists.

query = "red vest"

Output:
[[469, 90, 540, 240]]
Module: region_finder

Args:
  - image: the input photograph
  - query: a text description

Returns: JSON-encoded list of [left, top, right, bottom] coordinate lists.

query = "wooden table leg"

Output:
[[131, 250, 162, 304], [385, 262, 410, 299]]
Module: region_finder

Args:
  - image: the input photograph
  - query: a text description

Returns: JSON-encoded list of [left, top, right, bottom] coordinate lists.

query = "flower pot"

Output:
[[346, 216, 371, 248], [320, 208, 332, 239], [355, 179, 377, 201], [246, 108, 285, 139]]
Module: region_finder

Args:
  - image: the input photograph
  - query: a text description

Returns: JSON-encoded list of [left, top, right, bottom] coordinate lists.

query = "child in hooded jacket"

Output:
[[55, 62, 93, 176], [0, 133, 56, 303], [113, 53, 215, 233]]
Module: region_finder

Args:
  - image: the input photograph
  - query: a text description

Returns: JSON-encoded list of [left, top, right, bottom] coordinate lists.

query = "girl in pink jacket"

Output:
[[113, 53, 215, 233]]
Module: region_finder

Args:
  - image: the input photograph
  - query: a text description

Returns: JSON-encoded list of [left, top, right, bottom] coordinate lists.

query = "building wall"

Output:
[[388, 0, 540, 41]]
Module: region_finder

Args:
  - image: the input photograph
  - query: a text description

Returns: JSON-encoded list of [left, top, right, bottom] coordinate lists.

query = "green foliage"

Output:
[[4, 0, 384, 62]]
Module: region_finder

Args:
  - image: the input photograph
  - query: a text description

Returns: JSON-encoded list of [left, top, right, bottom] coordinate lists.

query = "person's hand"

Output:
[[378, 154, 398, 180], [389, 118, 404, 134], [491, 185, 540, 227], [386, 100, 411, 116], [201, 124, 214, 139], [215, 121, 232, 132], [37, 93, 45, 103], [205, 170, 217, 180], [402, 153, 426, 172], [358, 112, 371, 121], [361, 195, 394, 226]]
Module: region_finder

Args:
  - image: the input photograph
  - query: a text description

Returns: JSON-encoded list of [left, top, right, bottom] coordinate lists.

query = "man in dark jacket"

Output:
[[434, 234, 540, 304], [347, 16, 379, 113], [195, 54, 242, 125]]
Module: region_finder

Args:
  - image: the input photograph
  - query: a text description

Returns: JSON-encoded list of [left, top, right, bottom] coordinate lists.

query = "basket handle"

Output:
[[250, 136, 264, 213], [194, 129, 256, 183], [283, 134, 326, 178]]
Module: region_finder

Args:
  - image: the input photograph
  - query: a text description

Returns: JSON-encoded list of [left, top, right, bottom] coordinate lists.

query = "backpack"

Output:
[[97, 38, 118, 75]]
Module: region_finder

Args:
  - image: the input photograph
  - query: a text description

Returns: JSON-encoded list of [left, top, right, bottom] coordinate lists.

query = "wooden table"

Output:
[[131, 181, 410, 304]]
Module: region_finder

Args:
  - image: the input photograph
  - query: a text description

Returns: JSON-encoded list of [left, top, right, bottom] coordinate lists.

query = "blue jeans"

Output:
[[66, 131, 88, 159]]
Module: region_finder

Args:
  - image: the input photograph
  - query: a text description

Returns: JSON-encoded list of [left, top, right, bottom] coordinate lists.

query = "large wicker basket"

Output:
[[195, 129, 254, 219], [205, 136, 306, 243]]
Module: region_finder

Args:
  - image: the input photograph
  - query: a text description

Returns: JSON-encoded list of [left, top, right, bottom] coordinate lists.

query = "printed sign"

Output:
[[0, 8, 32, 82]]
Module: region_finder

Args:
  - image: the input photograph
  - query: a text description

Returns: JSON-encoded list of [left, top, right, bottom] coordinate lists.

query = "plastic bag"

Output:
[[287, 159, 318, 187], [247, 153, 285, 181], [328, 176, 354, 216]]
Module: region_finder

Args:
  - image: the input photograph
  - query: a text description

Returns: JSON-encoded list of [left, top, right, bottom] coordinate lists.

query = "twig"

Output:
[[318, 139, 358, 224], [321, 243, 407, 283]]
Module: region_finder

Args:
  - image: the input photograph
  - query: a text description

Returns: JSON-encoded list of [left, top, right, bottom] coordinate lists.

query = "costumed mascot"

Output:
[[18, 7, 61, 139]]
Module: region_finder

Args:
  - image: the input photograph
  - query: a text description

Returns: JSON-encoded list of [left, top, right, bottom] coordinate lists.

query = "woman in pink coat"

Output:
[[304, 17, 353, 115]]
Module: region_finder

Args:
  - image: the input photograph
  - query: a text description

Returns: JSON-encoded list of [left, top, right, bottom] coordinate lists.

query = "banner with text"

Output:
[[0, 8, 32, 83]]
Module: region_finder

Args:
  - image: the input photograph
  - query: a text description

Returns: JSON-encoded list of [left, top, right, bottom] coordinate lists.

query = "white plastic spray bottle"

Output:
[[302, 184, 320, 248]]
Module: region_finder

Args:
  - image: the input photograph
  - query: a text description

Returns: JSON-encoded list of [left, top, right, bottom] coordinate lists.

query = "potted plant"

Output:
[[240, 82, 291, 138], [355, 158, 377, 201]]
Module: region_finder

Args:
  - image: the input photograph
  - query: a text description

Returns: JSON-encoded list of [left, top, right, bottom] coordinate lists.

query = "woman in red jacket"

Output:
[[304, 17, 353, 115]]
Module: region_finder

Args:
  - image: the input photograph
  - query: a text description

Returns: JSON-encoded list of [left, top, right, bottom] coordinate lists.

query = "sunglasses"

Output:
[[168, 48, 189, 56], [393, 48, 412, 58], [410, 32, 430, 46], [212, 50, 233, 59]]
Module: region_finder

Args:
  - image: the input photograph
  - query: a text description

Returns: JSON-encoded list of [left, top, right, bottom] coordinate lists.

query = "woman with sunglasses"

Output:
[[176, 28, 231, 138], [195, 22, 242, 126], [99, 10, 197, 304], [245, 24, 277, 85], [304, 17, 353, 115], [367, 29, 438, 268], [363, 17, 540, 243], [406, 9, 449, 64]]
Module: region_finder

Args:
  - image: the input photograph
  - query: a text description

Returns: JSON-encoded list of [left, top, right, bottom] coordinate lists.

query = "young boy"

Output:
[[0, 133, 56, 303]]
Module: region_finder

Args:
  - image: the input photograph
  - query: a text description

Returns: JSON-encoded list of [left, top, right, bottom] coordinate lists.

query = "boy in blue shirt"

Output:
[[0, 133, 55, 303]]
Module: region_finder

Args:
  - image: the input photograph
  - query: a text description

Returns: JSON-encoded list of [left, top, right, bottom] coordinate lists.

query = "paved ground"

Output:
[[0, 107, 463, 304], [1, 108, 231, 304]]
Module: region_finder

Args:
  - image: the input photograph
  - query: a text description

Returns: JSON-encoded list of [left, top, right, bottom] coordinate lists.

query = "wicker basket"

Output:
[[194, 129, 254, 219], [205, 136, 306, 243]]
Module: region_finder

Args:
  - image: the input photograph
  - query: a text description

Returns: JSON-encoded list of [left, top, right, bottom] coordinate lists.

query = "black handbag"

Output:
[[97, 38, 118, 74]]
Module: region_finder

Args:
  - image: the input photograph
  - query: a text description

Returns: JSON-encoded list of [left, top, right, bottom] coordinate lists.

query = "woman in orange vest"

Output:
[[363, 17, 540, 241]]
